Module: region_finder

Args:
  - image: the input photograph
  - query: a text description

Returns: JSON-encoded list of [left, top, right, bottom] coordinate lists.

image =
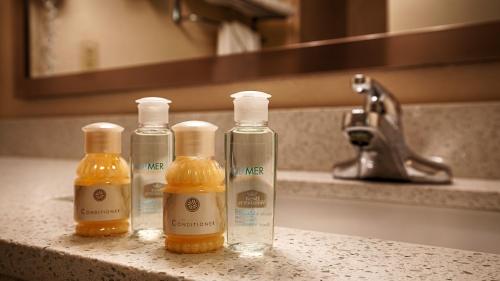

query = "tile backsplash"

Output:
[[0, 102, 498, 179]]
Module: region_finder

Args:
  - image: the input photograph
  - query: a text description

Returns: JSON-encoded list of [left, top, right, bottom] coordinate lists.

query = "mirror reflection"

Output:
[[29, 0, 500, 77]]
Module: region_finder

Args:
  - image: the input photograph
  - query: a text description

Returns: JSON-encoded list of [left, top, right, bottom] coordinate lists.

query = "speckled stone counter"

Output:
[[0, 157, 499, 281]]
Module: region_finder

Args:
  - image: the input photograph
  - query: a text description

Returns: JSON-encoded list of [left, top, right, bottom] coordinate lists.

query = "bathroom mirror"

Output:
[[13, 0, 500, 98]]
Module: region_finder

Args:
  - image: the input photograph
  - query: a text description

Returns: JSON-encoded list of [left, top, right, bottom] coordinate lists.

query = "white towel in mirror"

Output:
[[217, 21, 261, 56]]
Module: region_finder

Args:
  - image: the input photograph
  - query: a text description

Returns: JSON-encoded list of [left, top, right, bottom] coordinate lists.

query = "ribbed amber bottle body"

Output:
[[163, 156, 225, 253], [74, 153, 130, 236]]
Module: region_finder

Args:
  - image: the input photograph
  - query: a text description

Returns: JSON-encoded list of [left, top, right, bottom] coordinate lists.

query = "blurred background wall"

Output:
[[1, 0, 500, 118]]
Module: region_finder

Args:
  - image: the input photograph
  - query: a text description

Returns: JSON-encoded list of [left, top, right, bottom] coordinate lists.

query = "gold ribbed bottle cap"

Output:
[[82, 122, 123, 154], [172, 121, 217, 157]]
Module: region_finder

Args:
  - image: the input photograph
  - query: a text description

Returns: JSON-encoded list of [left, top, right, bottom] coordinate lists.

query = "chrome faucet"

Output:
[[333, 74, 452, 184]]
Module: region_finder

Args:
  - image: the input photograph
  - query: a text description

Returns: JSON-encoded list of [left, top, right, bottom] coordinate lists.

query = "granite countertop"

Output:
[[0, 157, 499, 281]]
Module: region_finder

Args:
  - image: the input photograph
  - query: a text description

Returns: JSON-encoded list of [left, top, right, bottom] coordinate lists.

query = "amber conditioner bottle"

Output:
[[74, 122, 130, 236], [163, 121, 225, 253]]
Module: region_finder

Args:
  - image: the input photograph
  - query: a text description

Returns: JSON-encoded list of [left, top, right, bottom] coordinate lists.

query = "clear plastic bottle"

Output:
[[164, 121, 225, 254], [131, 97, 174, 239], [225, 91, 277, 254], [74, 122, 130, 236]]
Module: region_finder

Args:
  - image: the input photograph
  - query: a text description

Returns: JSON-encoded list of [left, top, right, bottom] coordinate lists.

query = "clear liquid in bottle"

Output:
[[226, 124, 277, 254], [225, 91, 277, 255], [131, 127, 173, 239], [130, 97, 173, 240]]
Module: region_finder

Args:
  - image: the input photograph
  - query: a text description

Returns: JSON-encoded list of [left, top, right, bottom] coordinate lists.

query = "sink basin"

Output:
[[276, 195, 500, 254]]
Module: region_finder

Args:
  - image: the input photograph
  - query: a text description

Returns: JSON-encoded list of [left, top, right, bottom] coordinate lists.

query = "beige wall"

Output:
[[1, 0, 500, 119], [388, 0, 500, 32], [29, 0, 301, 77], [30, 0, 217, 77]]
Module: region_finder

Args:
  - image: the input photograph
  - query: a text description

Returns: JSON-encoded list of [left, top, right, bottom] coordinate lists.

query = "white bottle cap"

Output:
[[82, 122, 123, 154], [231, 91, 271, 123], [172, 121, 218, 157], [136, 97, 171, 125]]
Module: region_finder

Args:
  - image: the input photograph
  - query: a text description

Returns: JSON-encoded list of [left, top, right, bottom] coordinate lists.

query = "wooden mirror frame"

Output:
[[13, 0, 500, 99]]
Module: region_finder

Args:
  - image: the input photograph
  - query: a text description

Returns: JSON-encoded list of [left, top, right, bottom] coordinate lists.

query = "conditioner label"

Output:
[[163, 192, 225, 235], [74, 185, 130, 221]]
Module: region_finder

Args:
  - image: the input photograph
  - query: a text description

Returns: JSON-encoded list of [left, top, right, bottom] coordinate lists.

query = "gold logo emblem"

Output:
[[93, 189, 106, 201], [185, 197, 200, 212], [143, 182, 164, 198], [237, 190, 266, 208]]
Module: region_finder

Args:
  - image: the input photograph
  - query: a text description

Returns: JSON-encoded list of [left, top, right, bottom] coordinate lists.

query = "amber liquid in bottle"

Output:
[[74, 123, 130, 236], [163, 121, 225, 254], [75, 154, 130, 236]]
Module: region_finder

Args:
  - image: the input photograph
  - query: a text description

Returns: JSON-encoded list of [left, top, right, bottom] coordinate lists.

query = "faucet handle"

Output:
[[351, 74, 371, 94], [351, 74, 402, 128]]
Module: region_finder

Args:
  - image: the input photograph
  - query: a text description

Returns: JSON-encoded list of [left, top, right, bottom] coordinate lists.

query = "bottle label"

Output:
[[133, 159, 169, 213], [74, 185, 130, 221], [237, 189, 266, 208], [163, 192, 225, 235], [234, 187, 272, 227]]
